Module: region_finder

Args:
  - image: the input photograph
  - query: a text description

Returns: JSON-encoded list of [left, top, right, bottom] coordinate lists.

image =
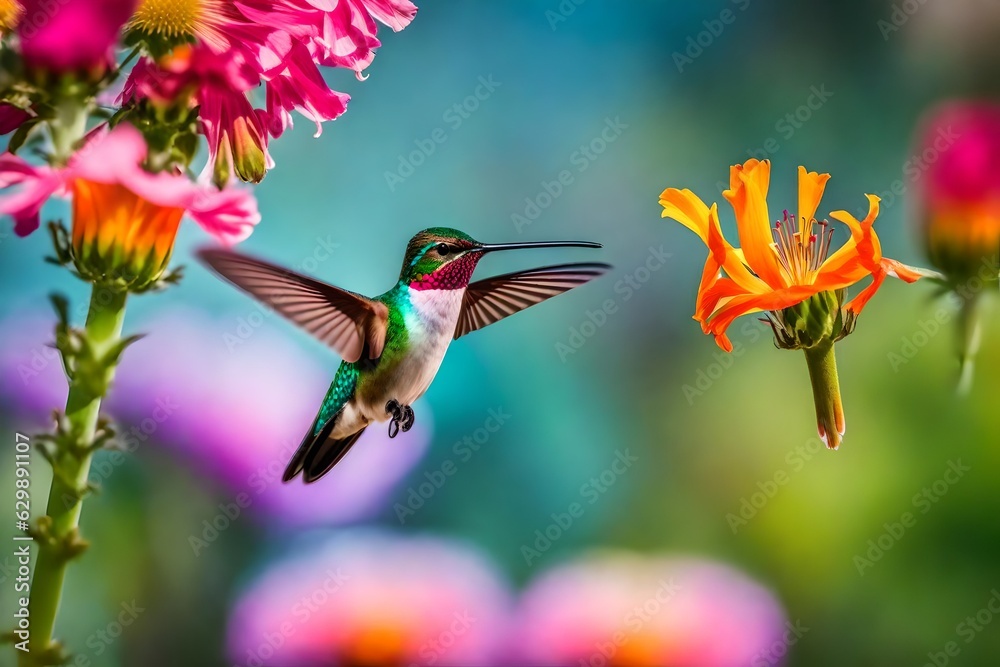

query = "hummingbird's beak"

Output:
[[473, 240, 603, 254]]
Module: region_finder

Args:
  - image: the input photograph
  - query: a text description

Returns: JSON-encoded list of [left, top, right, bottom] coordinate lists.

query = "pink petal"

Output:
[[187, 187, 261, 245], [0, 154, 62, 237]]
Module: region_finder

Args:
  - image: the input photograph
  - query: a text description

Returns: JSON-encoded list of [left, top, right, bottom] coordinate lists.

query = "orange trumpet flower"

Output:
[[660, 159, 925, 448]]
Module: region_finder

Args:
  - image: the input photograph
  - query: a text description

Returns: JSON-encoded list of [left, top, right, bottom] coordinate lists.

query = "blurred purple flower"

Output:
[[106, 306, 430, 526], [513, 551, 790, 667], [227, 529, 511, 667], [0, 306, 429, 525], [0, 310, 66, 427]]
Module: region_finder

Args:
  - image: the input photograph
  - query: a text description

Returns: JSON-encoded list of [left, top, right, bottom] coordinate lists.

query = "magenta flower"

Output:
[[259, 37, 349, 139], [122, 46, 274, 184], [106, 308, 431, 526], [227, 530, 510, 667], [18, 0, 137, 77], [917, 101, 1000, 282], [123, 0, 416, 181], [237, 0, 417, 75], [513, 552, 790, 667], [0, 123, 259, 240]]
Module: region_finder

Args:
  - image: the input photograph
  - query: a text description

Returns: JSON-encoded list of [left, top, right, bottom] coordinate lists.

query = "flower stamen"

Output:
[[771, 210, 833, 285]]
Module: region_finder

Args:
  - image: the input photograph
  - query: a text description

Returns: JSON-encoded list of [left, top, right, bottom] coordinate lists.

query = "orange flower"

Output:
[[660, 160, 925, 448], [661, 159, 923, 352]]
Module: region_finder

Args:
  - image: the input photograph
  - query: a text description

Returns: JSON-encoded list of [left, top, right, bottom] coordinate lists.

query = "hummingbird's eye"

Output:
[[436, 243, 451, 256]]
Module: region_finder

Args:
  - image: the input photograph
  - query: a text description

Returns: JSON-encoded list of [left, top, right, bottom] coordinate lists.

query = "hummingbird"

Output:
[[198, 228, 609, 484]]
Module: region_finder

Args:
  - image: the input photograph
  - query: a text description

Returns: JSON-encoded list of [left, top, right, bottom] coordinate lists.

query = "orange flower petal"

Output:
[[881, 258, 925, 283], [797, 166, 831, 225], [660, 189, 767, 294], [724, 160, 788, 288], [704, 284, 819, 349], [843, 269, 887, 316], [827, 194, 883, 273]]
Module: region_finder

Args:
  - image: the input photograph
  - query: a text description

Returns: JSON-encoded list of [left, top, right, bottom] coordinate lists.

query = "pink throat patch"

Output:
[[410, 254, 480, 290]]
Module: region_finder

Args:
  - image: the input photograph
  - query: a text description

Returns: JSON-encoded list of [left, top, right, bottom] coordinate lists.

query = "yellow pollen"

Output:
[[131, 0, 202, 37], [0, 0, 23, 33]]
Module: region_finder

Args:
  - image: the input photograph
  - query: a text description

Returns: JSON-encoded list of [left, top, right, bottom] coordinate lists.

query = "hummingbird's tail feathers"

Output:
[[302, 428, 367, 484], [282, 410, 367, 484], [282, 413, 335, 482], [197, 248, 389, 363], [454, 262, 613, 338]]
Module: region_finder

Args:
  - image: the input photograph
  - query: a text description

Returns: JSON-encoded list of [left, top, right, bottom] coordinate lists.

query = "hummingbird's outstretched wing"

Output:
[[455, 262, 611, 339], [199, 249, 388, 363]]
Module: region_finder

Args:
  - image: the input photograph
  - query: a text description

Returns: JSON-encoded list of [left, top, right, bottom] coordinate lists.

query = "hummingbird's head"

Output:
[[400, 227, 602, 290]]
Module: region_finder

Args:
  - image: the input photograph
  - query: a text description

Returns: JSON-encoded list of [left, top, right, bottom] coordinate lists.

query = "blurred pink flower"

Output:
[[513, 551, 790, 667], [106, 307, 431, 525], [227, 530, 510, 667], [18, 0, 137, 76], [0, 123, 259, 241], [917, 101, 1000, 281]]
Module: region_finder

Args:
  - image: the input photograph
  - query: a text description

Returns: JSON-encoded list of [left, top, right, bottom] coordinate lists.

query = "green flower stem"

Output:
[[956, 292, 982, 396], [49, 100, 88, 166], [803, 342, 845, 450], [22, 287, 128, 666]]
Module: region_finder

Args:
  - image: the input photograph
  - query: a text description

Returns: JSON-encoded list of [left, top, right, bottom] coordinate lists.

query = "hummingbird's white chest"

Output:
[[397, 287, 465, 400], [349, 287, 464, 427]]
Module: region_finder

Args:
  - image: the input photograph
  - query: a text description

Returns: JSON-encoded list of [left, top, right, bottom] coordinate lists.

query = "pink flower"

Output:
[[259, 36, 349, 138], [18, 0, 137, 76], [513, 552, 790, 667], [0, 123, 259, 241], [227, 530, 510, 666], [124, 0, 417, 181], [238, 0, 415, 76], [916, 102, 1000, 282], [123, 46, 273, 184]]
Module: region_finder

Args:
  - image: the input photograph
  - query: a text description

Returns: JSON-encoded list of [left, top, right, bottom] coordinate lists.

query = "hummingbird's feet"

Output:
[[385, 399, 415, 438]]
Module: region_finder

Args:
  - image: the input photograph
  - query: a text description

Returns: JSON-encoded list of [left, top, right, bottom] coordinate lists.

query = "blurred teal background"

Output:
[[3, 0, 1000, 665]]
